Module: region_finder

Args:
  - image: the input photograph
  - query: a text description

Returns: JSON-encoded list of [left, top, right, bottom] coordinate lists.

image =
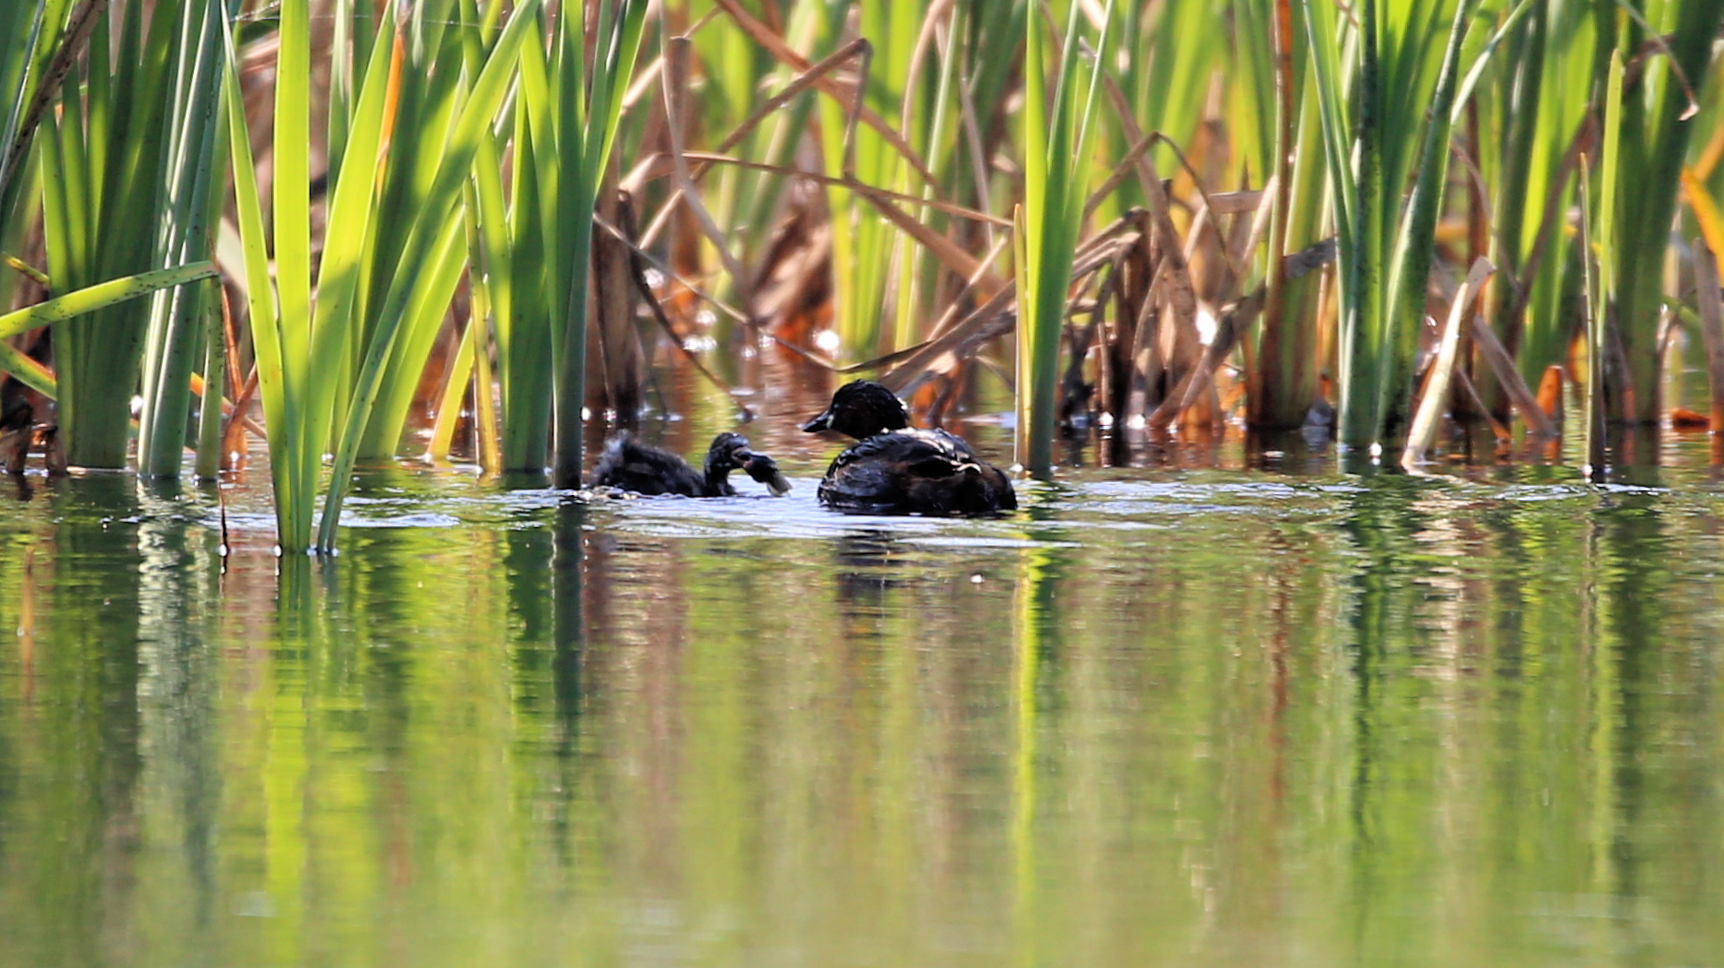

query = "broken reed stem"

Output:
[[1401, 257, 1495, 469], [661, 37, 754, 319], [1469, 315, 1557, 438]]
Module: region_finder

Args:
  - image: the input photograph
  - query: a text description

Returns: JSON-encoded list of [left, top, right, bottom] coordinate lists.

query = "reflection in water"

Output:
[[832, 530, 900, 627], [33, 475, 146, 967], [1243, 426, 1334, 475], [1, 467, 1722, 966], [1606, 424, 1663, 486]]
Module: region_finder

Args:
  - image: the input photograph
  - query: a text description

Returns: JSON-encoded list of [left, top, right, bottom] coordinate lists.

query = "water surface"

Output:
[[1, 432, 1722, 967]]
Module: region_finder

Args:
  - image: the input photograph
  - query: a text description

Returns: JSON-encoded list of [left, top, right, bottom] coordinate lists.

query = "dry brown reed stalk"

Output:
[[1534, 365, 1564, 422], [1469, 314, 1557, 439], [590, 212, 763, 416], [1082, 131, 1163, 222], [1160, 136, 1255, 299], [824, 233, 1009, 384], [1060, 264, 1124, 421], [706, 0, 935, 183], [1451, 368, 1513, 444], [1138, 231, 1338, 434], [751, 200, 832, 345], [221, 366, 261, 471], [899, 0, 956, 131], [713, 38, 870, 159], [1108, 213, 1156, 423], [182, 286, 267, 452], [593, 214, 749, 328], [628, 35, 866, 262], [878, 217, 1141, 397], [1145, 184, 1276, 431], [879, 284, 1017, 394], [952, 31, 998, 250], [636, 144, 1011, 365], [923, 234, 1012, 342], [669, 153, 1006, 227], [1457, 103, 1490, 417], [1102, 80, 1201, 422], [214, 283, 257, 469], [1694, 239, 1724, 433], [590, 186, 645, 422], [657, 37, 755, 317], [862, 194, 1008, 297]]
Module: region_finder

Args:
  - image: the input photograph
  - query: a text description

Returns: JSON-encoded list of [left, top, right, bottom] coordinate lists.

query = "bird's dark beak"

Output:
[[801, 410, 833, 433]]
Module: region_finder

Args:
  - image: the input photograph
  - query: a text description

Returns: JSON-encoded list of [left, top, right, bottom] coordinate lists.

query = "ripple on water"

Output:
[[574, 478, 1081, 543], [176, 465, 1675, 550], [339, 511, 464, 529]]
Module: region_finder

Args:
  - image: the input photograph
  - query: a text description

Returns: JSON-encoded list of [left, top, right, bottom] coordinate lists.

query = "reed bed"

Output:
[[0, 0, 1722, 549]]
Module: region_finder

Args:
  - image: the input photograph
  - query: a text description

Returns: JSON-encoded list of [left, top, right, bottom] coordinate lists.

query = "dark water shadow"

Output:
[[833, 530, 903, 628]]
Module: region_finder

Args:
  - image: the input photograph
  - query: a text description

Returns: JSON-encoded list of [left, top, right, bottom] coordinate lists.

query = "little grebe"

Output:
[[801, 381, 1016, 515], [591, 432, 791, 497]]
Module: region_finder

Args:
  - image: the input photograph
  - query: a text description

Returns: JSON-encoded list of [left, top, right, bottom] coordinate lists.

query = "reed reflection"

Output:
[[0, 452, 1721, 967], [134, 478, 223, 939], [5, 474, 147, 966], [1588, 491, 1721, 952]]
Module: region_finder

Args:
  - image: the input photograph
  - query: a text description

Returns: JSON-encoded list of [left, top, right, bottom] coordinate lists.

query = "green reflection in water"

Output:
[[0, 468, 1722, 967]]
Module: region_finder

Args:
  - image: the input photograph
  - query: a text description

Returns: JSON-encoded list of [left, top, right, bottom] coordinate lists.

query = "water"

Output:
[[2, 426, 1723, 967]]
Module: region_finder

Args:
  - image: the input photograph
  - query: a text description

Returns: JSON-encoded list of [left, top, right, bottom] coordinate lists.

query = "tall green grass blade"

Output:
[[194, 276, 224, 481], [359, 215, 467, 456], [1474, 2, 1593, 407], [328, 0, 356, 181], [222, 0, 392, 550], [274, 0, 312, 387], [350, 0, 465, 452], [551, 2, 598, 489], [1016, 0, 1114, 477], [318, 0, 542, 550], [1378, 0, 1476, 440], [1345, 0, 1385, 449], [1606, 0, 1724, 421], [0, 0, 73, 239], [1250, 0, 1322, 429], [499, 83, 552, 475], [223, 15, 301, 549], [138, 0, 232, 476], [819, 1, 920, 359], [305, 6, 397, 465], [0, 342, 55, 398], [277, 0, 326, 553], [1595, 49, 1623, 454], [549, 0, 648, 489], [1579, 150, 1602, 475], [1307, 0, 1515, 448], [0, 261, 217, 339], [353, 0, 524, 461], [32, 0, 218, 468]]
